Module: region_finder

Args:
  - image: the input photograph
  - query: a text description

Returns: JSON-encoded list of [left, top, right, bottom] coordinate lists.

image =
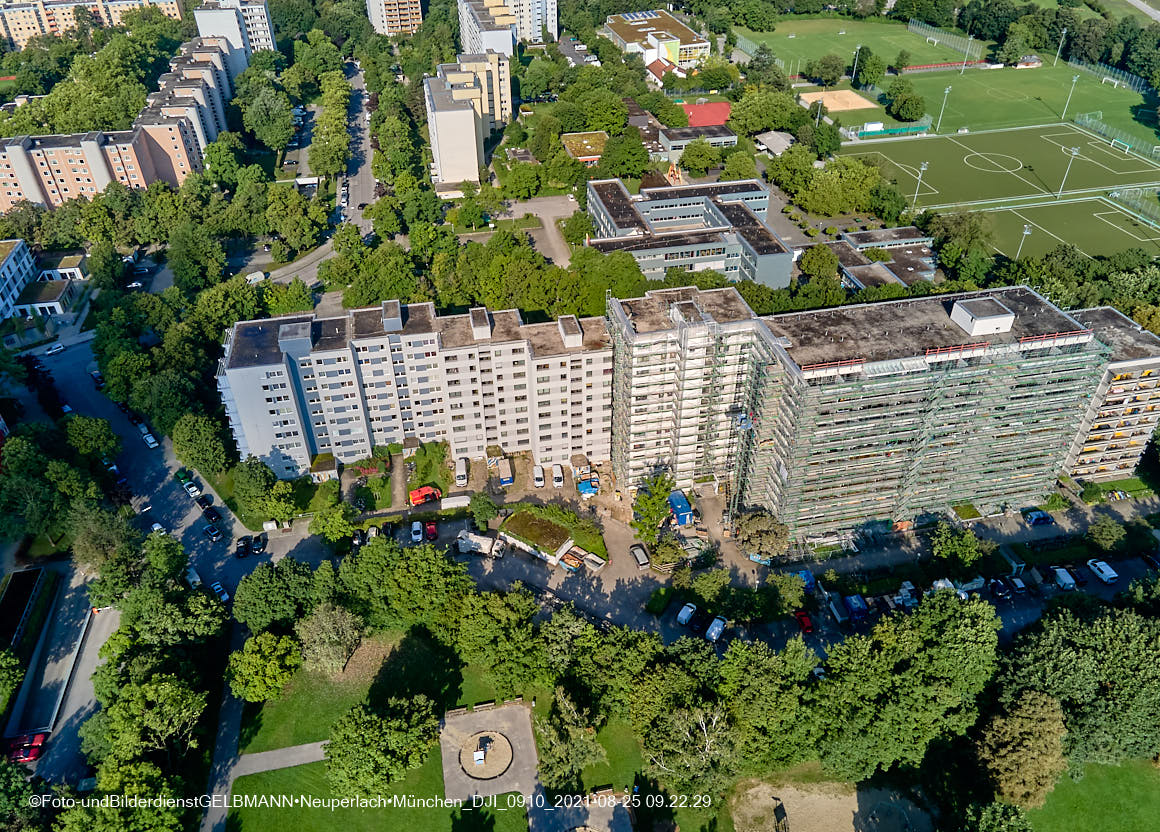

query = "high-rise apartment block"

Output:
[[217, 302, 612, 479], [365, 0, 422, 34], [0, 238, 35, 321], [425, 52, 510, 189], [1066, 307, 1160, 482], [0, 37, 239, 212], [458, 0, 555, 55], [194, 0, 273, 78], [0, 0, 181, 49]]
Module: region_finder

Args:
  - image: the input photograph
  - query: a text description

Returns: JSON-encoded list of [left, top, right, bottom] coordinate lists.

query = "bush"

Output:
[[804, 227, 819, 237], [824, 226, 838, 235]]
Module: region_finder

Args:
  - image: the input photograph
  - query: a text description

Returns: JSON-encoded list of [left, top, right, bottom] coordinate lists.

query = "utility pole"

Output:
[[1058, 147, 1080, 198], [1062, 74, 1080, 120], [1015, 223, 1032, 259], [937, 85, 952, 132], [851, 44, 862, 87], [913, 161, 929, 209], [1054, 27, 1068, 67], [960, 35, 974, 74]]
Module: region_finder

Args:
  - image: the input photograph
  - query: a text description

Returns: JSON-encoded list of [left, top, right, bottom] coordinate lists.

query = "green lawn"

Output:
[[736, 19, 975, 74], [230, 757, 530, 832], [407, 441, 452, 494], [984, 198, 1160, 259], [581, 717, 643, 792], [1028, 760, 1160, 832]]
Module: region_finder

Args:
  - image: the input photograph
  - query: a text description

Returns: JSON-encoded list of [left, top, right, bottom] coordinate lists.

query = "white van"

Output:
[[1086, 559, 1119, 584], [455, 458, 468, 487]]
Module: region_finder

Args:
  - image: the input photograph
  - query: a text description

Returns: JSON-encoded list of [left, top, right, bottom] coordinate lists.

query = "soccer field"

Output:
[[985, 198, 1160, 258], [843, 124, 1160, 209], [736, 20, 971, 74]]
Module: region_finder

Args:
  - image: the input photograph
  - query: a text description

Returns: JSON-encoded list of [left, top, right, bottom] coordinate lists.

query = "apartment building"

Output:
[[424, 77, 483, 189], [436, 52, 512, 136], [0, 0, 181, 49], [603, 10, 709, 69], [365, 0, 422, 34], [0, 37, 239, 211], [194, 0, 273, 78], [459, 0, 516, 55], [1066, 307, 1160, 482], [587, 179, 793, 287], [217, 302, 613, 479], [0, 238, 35, 321]]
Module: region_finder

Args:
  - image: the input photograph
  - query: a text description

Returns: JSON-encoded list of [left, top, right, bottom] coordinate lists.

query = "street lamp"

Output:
[[1054, 27, 1068, 67], [1058, 147, 1080, 198], [913, 161, 929, 209], [851, 44, 863, 87], [1015, 223, 1032, 259], [960, 35, 974, 74], [1062, 74, 1080, 121], [937, 85, 952, 132]]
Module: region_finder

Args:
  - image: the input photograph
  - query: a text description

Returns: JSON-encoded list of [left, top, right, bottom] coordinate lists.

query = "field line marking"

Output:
[[1092, 210, 1160, 243], [1008, 208, 1084, 254], [945, 135, 1050, 197]]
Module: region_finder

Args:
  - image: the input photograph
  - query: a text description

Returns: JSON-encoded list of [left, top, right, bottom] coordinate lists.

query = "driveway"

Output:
[[497, 195, 578, 266]]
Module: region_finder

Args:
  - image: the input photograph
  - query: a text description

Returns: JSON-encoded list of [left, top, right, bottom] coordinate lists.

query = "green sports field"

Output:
[[736, 20, 973, 75], [984, 198, 1160, 258], [843, 124, 1160, 209]]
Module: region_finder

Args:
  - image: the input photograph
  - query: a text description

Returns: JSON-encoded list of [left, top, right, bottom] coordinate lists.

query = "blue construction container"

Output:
[[668, 491, 693, 526]]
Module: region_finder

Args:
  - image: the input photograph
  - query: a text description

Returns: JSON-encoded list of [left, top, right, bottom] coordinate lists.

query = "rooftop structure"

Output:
[[624, 98, 664, 158], [37, 250, 86, 280], [194, 0, 272, 78], [754, 130, 794, 156], [424, 68, 486, 188], [841, 226, 933, 249], [603, 10, 709, 68], [458, 0, 516, 56], [435, 52, 512, 136]]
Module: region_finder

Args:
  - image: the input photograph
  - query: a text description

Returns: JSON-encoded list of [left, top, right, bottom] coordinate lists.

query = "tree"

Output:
[[893, 49, 912, 72], [975, 691, 1067, 809], [227, 632, 302, 702], [469, 492, 498, 531], [960, 803, 1034, 832], [631, 473, 676, 546], [99, 674, 206, 757], [88, 239, 124, 290], [70, 502, 141, 573], [870, 182, 908, 224], [799, 244, 839, 280], [171, 413, 230, 475], [561, 210, 594, 245], [457, 589, 548, 695], [295, 602, 363, 674], [998, 22, 1031, 66], [232, 557, 315, 632], [890, 91, 926, 121], [535, 686, 607, 790], [0, 650, 23, 713], [720, 152, 758, 181], [931, 523, 990, 574], [809, 53, 847, 87], [309, 499, 356, 543], [596, 132, 650, 179], [64, 415, 121, 458], [457, 197, 485, 229], [504, 162, 542, 200], [1086, 515, 1125, 551], [243, 85, 294, 153], [732, 508, 789, 559], [856, 52, 887, 89], [233, 455, 277, 518], [678, 137, 720, 177], [645, 704, 739, 796], [0, 755, 46, 831], [325, 697, 438, 797], [168, 221, 225, 294]]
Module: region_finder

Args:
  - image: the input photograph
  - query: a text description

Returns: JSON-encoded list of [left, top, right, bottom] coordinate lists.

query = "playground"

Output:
[[843, 124, 1160, 209]]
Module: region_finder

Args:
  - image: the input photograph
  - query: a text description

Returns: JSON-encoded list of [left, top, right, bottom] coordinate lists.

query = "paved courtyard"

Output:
[[440, 704, 538, 802]]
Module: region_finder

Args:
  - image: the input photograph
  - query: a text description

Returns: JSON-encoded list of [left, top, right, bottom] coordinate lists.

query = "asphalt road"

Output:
[[340, 64, 375, 234]]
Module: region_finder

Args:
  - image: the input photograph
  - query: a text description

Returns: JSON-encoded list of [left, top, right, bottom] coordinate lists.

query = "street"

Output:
[[341, 63, 375, 235]]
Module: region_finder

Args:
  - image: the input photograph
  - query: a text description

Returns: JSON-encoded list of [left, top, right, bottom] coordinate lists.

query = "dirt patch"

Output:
[[332, 634, 394, 684], [799, 89, 877, 112], [731, 778, 933, 832], [502, 511, 571, 552]]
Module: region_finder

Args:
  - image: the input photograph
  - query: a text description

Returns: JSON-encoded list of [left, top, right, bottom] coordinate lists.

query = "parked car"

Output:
[[210, 581, 230, 603], [235, 536, 252, 559], [1065, 565, 1088, 587], [203, 524, 223, 542], [411, 521, 423, 543], [1143, 553, 1160, 571], [629, 543, 650, 571], [196, 494, 212, 511], [203, 506, 221, 524], [533, 465, 545, 488], [793, 609, 814, 633], [150, 522, 166, 536], [141, 432, 159, 449], [677, 603, 696, 626], [183, 480, 201, 498], [176, 469, 193, 484], [1086, 558, 1119, 584], [352, 528, 367, 547], [424, 520, 438, 541], [705, 615, 727, 643], [7, 733, 48, 763], [551, 464, 564, 488], [1051, 566, 1076, 591], [1010, 576, 1029, 595], [126, 281, 143, 289], [988, 578, 1011, 601], [250, 533, 268, 554], [45, 343, 65, 356], [90, 370, 105, 389], [1024, 509, 1055, 526]]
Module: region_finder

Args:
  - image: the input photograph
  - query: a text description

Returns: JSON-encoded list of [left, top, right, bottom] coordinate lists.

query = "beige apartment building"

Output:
[[424, 53, 510, 188], [217, 302, 613, 479], [0, 0, 182, 48], [365, 0, 422, 34], [438, 52, 512, 135]]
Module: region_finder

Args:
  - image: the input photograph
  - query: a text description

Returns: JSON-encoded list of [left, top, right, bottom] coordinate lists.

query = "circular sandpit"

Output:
[[459, 730, 513, 780]]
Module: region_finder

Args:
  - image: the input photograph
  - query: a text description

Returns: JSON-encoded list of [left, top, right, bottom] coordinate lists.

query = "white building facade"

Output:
[[0, 239, 36, 321]]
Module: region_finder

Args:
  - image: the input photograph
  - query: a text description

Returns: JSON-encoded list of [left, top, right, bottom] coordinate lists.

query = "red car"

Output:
[[8, 733, 48, 763], [424, 521, 438, 541], [793, 610, 814, 634]]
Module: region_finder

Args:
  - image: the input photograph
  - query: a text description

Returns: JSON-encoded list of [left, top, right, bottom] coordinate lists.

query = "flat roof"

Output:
[[561, 131, 608, 158], [589, 229, 726, 253], [764, 287, 1091, 369], [883, 247, 936, 286], [845, 263, 901, 289], [639, 179, 765, 201], [590, 180, 647, 233], [825, 240, 871, 269], [615, 286, 755, 335], [843, 226, 931, 246], [714, 200, 787, 255], [604, 9, 705, 48], [660, 124, 735, 143], [227, 315, 313, 369], [0, 239, 19, 261], [1073, 307, 1160, 362], [16, 279, 69, 304], [38, 251, 84, 269]]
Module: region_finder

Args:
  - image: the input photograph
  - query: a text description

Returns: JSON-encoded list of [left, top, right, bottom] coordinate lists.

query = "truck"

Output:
[[668, 491, 693, 526], [496, 458, 513, 487], [408, 485, 441, 506], [842, 594, 869, 622], [456, 529, 494, 556]]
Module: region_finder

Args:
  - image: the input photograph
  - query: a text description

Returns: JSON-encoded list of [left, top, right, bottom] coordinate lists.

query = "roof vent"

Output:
[[950, 298, 1015, 337], [469, 307, 491, 340]]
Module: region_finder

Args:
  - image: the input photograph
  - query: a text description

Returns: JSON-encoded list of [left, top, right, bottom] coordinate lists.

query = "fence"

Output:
[[902, 60, 987, 74], [1073, 111, 1160, 159], [1068, 58, 1153, 95], [1108, 188, 1160, 229], [735, 33, 759, 57], [907, 19, 983, 60], [842, 113, 933, 140]]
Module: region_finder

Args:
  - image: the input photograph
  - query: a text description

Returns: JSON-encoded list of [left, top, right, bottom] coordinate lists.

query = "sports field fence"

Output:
[[1072, 111, 1160, 159], [906, 20, 983, 60], [735, 33, 760, 57], [1107, 188, 1160, 229], [1068, 58, 1154, 96]]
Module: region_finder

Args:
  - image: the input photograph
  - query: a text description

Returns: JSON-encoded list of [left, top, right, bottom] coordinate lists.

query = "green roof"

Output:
[[38, 251, 84, 270], [0, 239, 19, 262], [15, 280, 69, 305]]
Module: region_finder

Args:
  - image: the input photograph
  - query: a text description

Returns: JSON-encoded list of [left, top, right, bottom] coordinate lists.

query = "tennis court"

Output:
[[985, 198, 1160, 258], [843, 124, 1160, 209]]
